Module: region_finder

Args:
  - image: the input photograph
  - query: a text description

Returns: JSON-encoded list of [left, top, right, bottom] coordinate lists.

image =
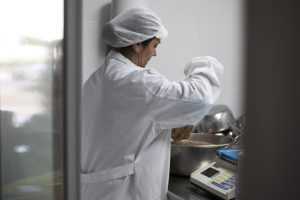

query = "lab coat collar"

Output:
[[107, 50, 137, 68]]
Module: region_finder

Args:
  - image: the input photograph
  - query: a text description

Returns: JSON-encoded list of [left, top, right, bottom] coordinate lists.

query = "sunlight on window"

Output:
[[0, 0, 63, 125]]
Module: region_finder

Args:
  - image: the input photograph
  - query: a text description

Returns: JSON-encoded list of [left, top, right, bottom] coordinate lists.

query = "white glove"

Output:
[[184, 56, 224, 86], [184, 56, 224, 104]]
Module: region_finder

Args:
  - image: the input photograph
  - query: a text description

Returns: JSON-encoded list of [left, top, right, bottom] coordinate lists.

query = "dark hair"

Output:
[[116, 37, 155, 55], [141, 37, 155, 47]]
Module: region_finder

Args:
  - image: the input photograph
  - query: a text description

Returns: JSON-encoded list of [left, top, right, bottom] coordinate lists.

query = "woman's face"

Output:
[[136, 38, 161, 68]]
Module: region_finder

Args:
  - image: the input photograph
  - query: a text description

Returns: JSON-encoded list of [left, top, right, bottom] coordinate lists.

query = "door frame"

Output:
[[64, 0, 82, 199]]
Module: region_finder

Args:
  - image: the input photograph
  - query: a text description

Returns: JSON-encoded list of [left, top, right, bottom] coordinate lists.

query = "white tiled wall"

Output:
[[82, 0, 111, 82], [82, 0, 245, 117]]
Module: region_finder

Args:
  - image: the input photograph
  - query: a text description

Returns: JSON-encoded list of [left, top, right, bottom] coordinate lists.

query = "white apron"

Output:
[[81, 50, 223, 200]]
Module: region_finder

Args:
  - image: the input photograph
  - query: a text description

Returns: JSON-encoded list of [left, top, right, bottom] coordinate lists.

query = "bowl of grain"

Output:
[[170, 133, 232, 177]]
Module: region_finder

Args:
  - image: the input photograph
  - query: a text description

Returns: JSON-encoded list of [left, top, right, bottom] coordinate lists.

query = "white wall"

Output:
[[82, 0, 245, 118]]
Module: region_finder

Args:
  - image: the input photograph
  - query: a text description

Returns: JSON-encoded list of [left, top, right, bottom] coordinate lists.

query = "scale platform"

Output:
[[190, 149, 242, 200]]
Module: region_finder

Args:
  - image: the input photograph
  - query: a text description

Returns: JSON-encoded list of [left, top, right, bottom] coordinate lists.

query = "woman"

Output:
[[81, 6, 224, 200]]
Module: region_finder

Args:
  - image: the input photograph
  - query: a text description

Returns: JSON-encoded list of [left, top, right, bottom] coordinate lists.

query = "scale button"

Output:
[[229, 183, 235, 187], [212, 181, 228, 190], [214, 178, 222, 183], [212, 181, 221, 187], [223, 186, 228, 190]]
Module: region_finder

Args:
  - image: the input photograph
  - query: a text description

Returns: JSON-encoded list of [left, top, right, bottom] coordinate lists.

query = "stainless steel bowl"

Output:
[[193, 104, 235, 134], [170, 133, 232, 177]]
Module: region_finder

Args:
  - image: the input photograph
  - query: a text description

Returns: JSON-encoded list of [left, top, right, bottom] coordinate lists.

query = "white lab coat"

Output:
[[81, 50, 223, 200]]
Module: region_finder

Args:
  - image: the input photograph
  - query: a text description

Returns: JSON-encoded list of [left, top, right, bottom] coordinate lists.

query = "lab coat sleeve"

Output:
[[144, 56, 224, 130]]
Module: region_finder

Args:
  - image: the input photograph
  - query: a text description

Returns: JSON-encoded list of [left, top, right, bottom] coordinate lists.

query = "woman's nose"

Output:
[[153, 49, 157, 56]]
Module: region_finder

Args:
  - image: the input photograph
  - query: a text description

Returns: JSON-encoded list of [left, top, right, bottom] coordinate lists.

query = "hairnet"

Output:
[[102, 6, 168, 48]]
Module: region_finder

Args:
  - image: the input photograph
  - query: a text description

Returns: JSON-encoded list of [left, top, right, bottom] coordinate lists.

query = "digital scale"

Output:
[[190, 149, 242, 200]]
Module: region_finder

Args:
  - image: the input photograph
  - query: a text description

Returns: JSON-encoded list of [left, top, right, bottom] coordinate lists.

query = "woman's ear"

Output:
[[132, 43, 143, 53]]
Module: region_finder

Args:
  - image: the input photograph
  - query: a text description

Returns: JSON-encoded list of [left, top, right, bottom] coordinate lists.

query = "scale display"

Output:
[[201, 167, 219, 177]]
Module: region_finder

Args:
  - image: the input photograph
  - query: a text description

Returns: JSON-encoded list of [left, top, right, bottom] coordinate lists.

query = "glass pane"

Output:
[[0, 0, 64, 199]]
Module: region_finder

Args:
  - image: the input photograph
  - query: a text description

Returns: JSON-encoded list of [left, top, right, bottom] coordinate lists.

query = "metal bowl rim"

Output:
[[171, 143, 229, 148], [171, 133, 232, 148]]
